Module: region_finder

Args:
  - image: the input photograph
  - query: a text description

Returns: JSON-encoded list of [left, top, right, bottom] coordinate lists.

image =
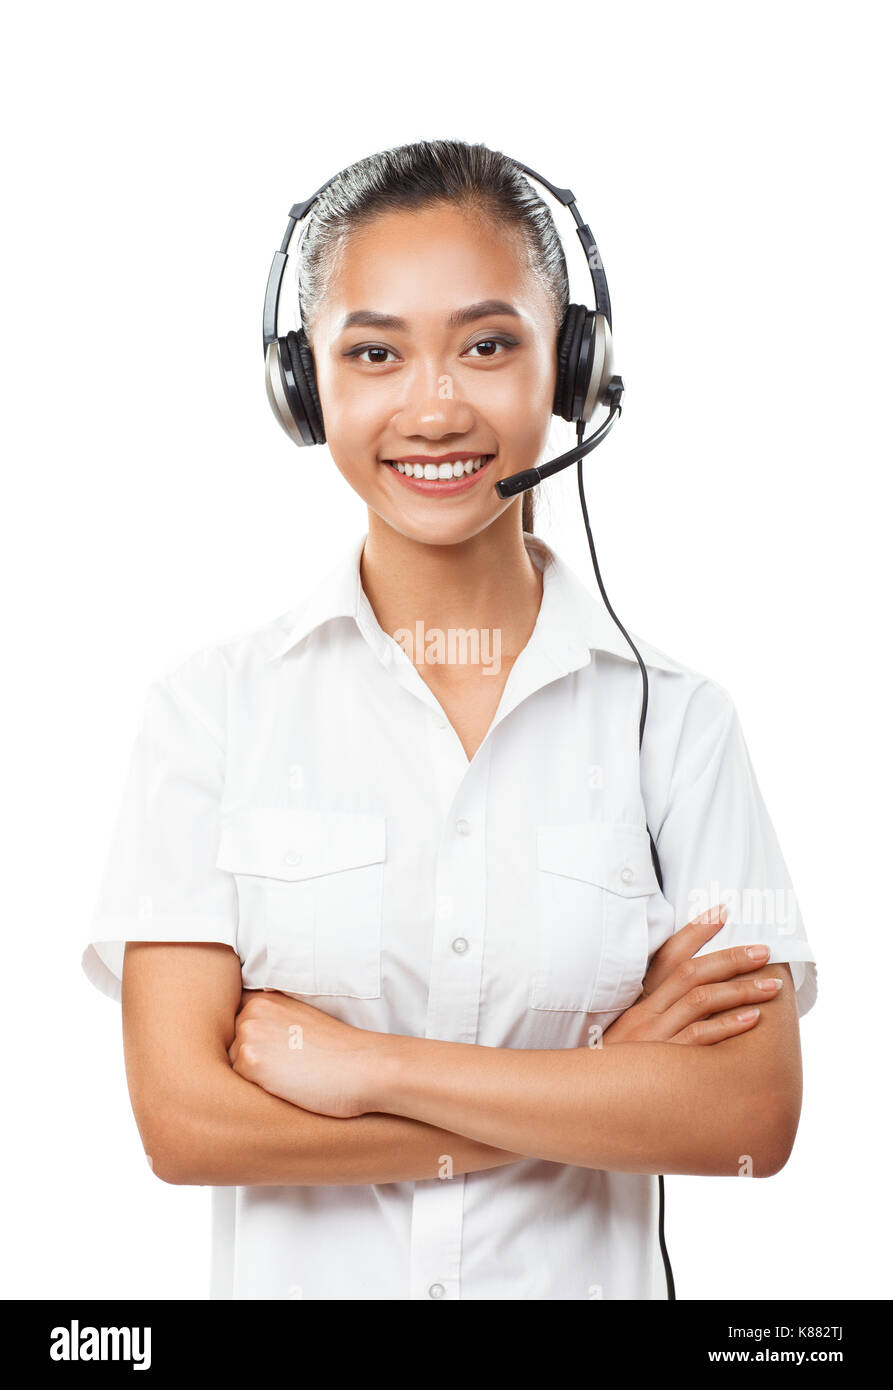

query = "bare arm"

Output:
[[121, 940, 524, 1186], [370, 958, 802, 1177], [227, 920, 802, 1181]]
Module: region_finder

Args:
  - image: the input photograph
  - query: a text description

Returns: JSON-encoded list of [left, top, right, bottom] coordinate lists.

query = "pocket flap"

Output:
[[216, 807, 386, 881], [536, 821, 659, 897]]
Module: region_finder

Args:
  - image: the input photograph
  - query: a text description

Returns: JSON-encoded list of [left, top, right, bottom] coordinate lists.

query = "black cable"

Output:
[[574, 418, 676, 1302]]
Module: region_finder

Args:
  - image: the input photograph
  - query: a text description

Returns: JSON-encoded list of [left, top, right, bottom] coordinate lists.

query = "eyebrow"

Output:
[[337, 299, 522, 333]]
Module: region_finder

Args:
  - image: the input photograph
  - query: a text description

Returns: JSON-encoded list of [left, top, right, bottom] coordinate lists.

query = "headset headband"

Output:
[[262, 157, 612, 354]]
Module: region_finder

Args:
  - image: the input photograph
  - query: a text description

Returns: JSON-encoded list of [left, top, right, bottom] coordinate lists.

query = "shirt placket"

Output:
[[363, 630, 485, 1298], [409, 733, 493, 1300], [357, 600, 590, 1300]]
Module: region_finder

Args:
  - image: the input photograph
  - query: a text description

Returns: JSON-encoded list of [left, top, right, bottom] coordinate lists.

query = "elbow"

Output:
[[737, 1089, 802, 1179], [136, 1108, 207, 1187], [764, 1094, 802, 1177], [150, 1150, 204, 1187], [146, 1151, 188, 1187]]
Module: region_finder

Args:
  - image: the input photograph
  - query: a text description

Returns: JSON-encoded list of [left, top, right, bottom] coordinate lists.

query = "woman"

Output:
[[84, 139, 817, 1300]]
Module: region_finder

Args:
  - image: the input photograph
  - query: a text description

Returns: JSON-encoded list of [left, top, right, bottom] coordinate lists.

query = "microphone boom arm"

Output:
[[494, 376, 625, 498]]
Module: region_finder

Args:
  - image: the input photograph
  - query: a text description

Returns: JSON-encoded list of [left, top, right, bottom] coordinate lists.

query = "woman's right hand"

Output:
[[601, 905, 783, 1045]]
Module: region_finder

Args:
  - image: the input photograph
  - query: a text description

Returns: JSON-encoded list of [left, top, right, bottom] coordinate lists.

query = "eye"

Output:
[[343, 335, 518, 365], [463, 337, 517, 359], [344, 345, 399, 365]]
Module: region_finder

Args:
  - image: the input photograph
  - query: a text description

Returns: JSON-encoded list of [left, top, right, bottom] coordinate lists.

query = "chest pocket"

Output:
[[216, 806, 386, 998], [530, 821, 659, 1013]]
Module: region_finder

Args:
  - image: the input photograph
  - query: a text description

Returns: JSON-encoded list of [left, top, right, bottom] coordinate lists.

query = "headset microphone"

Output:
[[263, 154, 675, 1302], [494, 377, 625, 497]]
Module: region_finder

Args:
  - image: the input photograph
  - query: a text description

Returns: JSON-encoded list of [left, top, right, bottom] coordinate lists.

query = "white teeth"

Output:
[[391, 456, 490, 478]]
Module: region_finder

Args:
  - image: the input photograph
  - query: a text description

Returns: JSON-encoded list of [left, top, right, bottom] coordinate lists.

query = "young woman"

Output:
[[84, 139, 817, 1301]]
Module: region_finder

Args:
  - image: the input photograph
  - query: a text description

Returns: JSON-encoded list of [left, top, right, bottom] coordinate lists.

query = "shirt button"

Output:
[[284, 851, 303, 867], [620, 866, 635, 884], [428, 1282, 446, 1299], [455, 818, 471, 835], [451, 937, 469, 954]]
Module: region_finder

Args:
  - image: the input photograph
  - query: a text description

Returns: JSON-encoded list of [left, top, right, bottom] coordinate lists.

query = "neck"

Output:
[[360, 511, 544, 667]]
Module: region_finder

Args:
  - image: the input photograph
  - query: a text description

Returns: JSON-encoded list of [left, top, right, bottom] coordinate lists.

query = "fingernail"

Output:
[[738, 1008, 760, 1021], [756, 977, 784, 990], [746, 945, 770, 960]]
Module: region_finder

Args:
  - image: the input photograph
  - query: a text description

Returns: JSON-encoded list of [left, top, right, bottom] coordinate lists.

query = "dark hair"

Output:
[[297, 138, 570, 536]]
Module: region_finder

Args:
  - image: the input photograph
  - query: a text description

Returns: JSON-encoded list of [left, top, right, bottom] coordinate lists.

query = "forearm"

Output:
[[374, 1036, 788, 1177], [155, 1058, 524, 1187]]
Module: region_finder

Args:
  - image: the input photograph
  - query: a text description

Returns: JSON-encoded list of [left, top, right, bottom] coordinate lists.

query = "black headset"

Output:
[[262, 160, 625, 479], [262, 155, 675, 1302]]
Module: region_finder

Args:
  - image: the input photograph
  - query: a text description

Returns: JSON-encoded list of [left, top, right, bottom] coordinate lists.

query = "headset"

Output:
[[262, 155, 675, 1301]]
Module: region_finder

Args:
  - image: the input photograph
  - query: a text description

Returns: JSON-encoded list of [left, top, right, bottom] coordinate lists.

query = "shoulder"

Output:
[[623, 630, 738, 730], [621, 633, 743, 799], [151, 605, 299, 744]]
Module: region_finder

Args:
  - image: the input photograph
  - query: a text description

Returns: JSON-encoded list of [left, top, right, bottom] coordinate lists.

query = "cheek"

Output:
[[319, 383, 383, 481], [321, 372, 370, 427], [486, 341, 556, 426], [487, 366, 554, 455]]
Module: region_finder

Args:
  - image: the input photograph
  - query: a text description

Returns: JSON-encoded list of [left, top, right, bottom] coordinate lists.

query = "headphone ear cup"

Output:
[[284, 329, 326, 445], [580, 313, 615, 422], [553, 304, 589, 421]]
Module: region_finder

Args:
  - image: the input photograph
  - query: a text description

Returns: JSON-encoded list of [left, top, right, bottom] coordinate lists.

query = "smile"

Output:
[[382, 455, 495, 494]]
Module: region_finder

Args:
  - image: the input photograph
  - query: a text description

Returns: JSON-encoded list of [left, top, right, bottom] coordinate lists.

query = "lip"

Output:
[[382, 454, 496, 497]]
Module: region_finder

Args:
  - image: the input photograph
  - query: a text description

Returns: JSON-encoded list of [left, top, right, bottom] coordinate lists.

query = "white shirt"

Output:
[[83, 530, 817, 1300]]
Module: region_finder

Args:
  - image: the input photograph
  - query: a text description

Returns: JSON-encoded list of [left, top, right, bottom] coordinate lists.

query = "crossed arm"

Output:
[[122, 935, 803, 1187]]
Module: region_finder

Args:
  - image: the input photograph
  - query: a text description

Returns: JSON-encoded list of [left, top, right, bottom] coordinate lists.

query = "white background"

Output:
[[3, 0, 889, 1301]]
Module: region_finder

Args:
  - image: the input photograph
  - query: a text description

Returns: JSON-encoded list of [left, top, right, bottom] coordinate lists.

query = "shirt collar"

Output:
[[263, 531, 678, 673]]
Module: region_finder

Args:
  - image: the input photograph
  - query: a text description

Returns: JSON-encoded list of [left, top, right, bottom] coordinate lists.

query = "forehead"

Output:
[[319, 202, 549, 324]]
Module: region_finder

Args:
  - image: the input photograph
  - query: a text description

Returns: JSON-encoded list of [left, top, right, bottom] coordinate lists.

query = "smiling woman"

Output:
[[293, 148, 570, 538], [85, 138, 817, 1304], [311, 199, 558, 535]]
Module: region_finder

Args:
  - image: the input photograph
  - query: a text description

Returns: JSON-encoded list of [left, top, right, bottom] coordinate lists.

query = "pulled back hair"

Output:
[[296, 139, 570, 537]]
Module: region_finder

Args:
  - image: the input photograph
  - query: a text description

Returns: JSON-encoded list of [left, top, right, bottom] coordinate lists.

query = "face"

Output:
[[308, 202, 558, 546]]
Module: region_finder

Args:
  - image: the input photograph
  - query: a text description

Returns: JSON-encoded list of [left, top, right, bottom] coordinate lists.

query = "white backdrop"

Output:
[[3, 0, 889, 1301]]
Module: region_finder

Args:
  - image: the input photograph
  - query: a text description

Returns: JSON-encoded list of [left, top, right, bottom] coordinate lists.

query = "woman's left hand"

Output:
[[228, 989, 390, 1117]]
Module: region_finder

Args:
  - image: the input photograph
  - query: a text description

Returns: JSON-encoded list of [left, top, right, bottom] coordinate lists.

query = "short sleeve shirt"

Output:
[[84, 530, 817, 1300]]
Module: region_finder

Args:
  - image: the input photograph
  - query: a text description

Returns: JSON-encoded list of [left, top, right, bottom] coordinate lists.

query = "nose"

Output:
[[391, 363, 476, 441]]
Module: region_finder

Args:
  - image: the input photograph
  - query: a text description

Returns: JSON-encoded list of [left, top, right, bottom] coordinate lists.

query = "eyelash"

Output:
[[344, 336, 518, 365]]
